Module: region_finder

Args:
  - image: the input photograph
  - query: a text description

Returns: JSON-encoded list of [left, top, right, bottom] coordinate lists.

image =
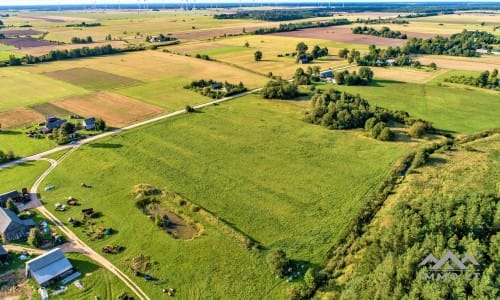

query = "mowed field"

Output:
[[39, 95, 412, 299], [417, 54, 500, 72], [52, 92, 165, 127], [0, 107, 44, 129]]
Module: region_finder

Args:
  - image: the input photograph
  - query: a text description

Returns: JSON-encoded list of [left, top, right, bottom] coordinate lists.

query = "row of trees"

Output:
[[295, 42, 329, 63], [341, 45, 417, 67], [66, 22, 101, 27], [444, 69, 498, 90], [334, 67, 374, 86], [71, 36, 93, 44], [252, 19, 351, 35], [214, 8, 333, 21], [184, 79, 247, 99], [355, 17, 409, 25], [1, 44, 145, 67], [294, 66, 321, 85], [352, 26, 407, 39]]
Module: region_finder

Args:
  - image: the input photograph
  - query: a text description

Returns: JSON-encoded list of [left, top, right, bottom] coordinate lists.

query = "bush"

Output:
[[6, 199, 19, 214], [377, 127, 394, 141], [408, 121, 427, 138], [185, 105, 195, 113], [27, 228, 44, 248], [411, 149, 429, 169], [266, 249, 290, 277]]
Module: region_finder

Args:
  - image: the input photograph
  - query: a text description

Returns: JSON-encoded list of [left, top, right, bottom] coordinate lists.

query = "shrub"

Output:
[[411, 149, 429, 169], [185, 105, 195, 113], [408, 121, 427, 138], [377, 127, 394, 141], [266, 249, 290, 277]]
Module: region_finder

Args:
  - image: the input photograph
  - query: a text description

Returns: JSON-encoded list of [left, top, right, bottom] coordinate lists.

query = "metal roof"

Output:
[[26, 248, 73, 285]]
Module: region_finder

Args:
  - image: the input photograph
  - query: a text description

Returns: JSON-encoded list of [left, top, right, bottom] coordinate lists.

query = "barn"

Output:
[[25, 248, 74, 286]]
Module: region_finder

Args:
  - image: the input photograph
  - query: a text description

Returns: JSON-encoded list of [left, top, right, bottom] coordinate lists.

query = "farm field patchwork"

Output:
[[52, 91, 165, 127], [40, 94, 413, 298], [0, 68, 89, 112], [43, 67, 142, 91], [0, 107, 44, 129]]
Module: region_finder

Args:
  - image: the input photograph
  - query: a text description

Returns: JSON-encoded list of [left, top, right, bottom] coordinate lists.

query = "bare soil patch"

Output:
[[270, 26, 407, 47], [16, 41, 127, 56], [0, 29, 42, 37], [30, 102, 74, 118], [52, 92, 164, 127], [152, 206, 198, 240], [44, 67, 141, 90], [0, 107, 45, 129], [0, 37, 54, 48]]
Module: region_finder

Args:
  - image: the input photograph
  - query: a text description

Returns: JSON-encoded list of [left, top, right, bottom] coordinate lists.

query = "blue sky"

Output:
[[0, 0, 495, 6]]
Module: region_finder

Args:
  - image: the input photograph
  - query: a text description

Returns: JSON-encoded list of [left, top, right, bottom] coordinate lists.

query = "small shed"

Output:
[[82, 117, 96, 130], [25, 248, 74, 286]]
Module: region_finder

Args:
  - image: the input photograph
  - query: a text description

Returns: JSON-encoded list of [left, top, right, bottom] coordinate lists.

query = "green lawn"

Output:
[[39, 94, 412, 299], [0, 160, 49, 192], [329, 79, 500, 134], [0, 130, 57, 158]]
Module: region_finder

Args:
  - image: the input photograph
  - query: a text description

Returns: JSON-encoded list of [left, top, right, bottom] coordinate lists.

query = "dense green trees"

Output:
[[214, 9, 335, 21], [352, 26, 407, 39], [71, 36, 93, 44], [311, 45, 328, 59], [252, 19, 351, 35], [66, 22, 101, 27], [27, 228, 44, 248], [95, 118, 106, 131], [261, 78, 298, 99], [6, 199, 19, 215], [293, 66, 320, 85], [334, 67, 374, 86], [444, 69, 499, 90]]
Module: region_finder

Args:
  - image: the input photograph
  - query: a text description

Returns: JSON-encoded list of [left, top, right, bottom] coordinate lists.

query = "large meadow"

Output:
[[0, 7, 499, 300]]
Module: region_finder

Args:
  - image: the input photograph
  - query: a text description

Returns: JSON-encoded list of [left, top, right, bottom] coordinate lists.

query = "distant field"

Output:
[[0, 68, 89, 112], [44, 67, 142, 91], [0, 107, 44, 129], [330, 80, 500, 134], [52, 92, 164, 127], [15, 40, 127, 56], [417, 54, 500, 72], [40, 94, 412, 298], [170, 35, 361, 77], [369, 66, 447, 84]]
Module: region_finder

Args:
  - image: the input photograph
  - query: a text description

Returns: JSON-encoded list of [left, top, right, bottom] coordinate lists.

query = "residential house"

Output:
[[82, 117, 96, 130], [0, 208, 35, 242], [0, 190, 20, 207], [320, 70, 334, 79], [25, 248, 75, 286]]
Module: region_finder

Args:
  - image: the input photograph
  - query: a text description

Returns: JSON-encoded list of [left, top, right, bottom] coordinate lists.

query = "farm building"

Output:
[[0, 245, 8, 263], [41, 116, 67, 134], [25, 248, 74, 286], [0, 207, 36, 242], [320, 70, 333, 79], [0, 190, 20, 207], [82, 117, 96, 130]]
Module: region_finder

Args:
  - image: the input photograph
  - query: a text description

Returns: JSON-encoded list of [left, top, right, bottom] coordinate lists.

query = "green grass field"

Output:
[[0, 68, 89, 112], [38, 94, 413, 299], [0, 130, 56, 159], [0, 160, 49, 191], [328, 78, 500, 134]]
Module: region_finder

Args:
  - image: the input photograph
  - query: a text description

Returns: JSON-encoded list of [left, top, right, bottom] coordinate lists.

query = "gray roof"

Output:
[[46, 119, 67, 130], [26, 248, 73, 285], [320, 70, 333, 78], [0, 190, 20, 204], [0, 208, 35, 242]]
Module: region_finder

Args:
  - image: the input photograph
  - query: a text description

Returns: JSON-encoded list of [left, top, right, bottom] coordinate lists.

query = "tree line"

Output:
[[252, 19, 351, 35], [71, 36, 93, 44], [66, 22, 101, 27], [334, 67, 374, 86], [355, 17, 409, 25], [214, 8, 333, 21], [352, 25, 407, 39], [184, 79, 247, 99], [443, 69, 499, 90], [1, 44, 146, 67], [0, 149, 16, 163], [261, 78, 299, 100]]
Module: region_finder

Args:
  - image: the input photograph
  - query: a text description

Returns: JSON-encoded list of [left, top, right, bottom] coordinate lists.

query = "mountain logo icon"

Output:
[[419, 250, 480, 271]]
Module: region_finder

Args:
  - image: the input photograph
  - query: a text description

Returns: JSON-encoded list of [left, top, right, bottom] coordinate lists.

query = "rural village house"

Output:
[[0, 190, 20, 207], [82, 117, 96, 130], [0, 207, 35, 242], [25, 248, 75, 286]]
